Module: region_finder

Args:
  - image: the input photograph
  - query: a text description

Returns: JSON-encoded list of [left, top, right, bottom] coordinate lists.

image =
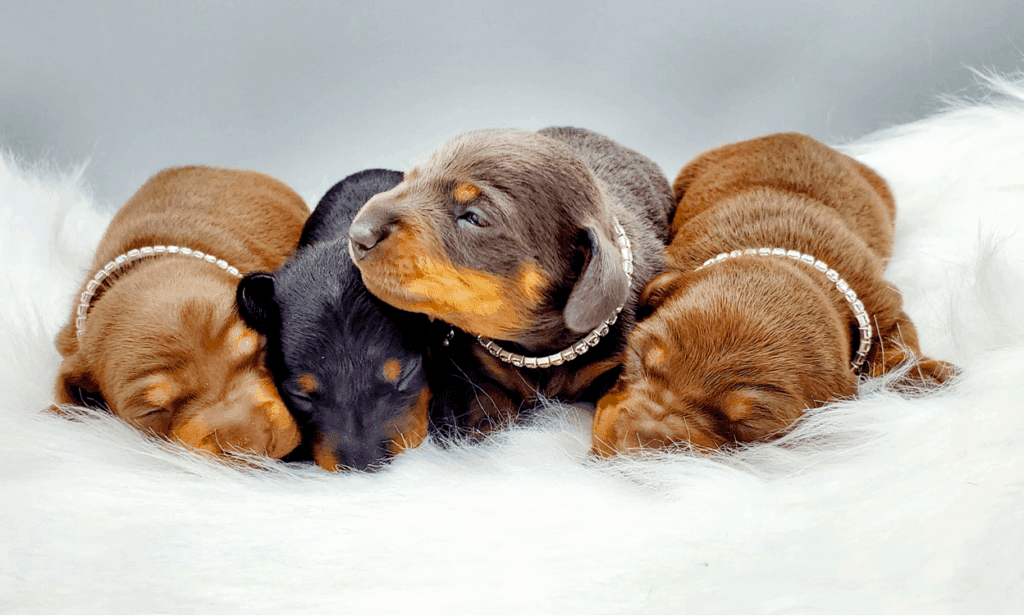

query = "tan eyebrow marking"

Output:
[[382, 359, 402, 383], [296, 373, 319, 394], [145, 376, 175, 408], [228, 322, 260, 358], [454, 182, 480, 203]]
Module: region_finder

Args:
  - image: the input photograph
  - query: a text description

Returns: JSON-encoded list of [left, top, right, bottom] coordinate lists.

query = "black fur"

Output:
[[237, 169, 437, 470]]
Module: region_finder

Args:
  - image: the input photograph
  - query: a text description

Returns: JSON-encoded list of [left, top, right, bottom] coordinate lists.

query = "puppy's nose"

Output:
[[313, 433, 389, 471], [348, 200, 400, 261], [348, 222, 386, 261]]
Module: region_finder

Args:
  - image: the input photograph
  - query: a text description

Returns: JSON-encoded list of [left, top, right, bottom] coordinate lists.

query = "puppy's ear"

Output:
[[719, 388, 805, 443], [236, 272, 280, 334], [54, 349, 103, 408], [564, 225, 630, 333], [640, 272, 685, 312], [52, 318, 108, 410]]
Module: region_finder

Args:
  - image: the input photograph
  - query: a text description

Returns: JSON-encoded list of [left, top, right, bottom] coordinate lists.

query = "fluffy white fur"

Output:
[[4, 75, 1024, 614]]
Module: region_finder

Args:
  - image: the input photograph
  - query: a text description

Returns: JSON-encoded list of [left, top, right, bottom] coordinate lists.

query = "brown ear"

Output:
[[54, 319, 87, 405], [719, 388, 805, 443], [639, 271, 685, 313], [54, 346, 102, 407], [564, 225, 630, 333]]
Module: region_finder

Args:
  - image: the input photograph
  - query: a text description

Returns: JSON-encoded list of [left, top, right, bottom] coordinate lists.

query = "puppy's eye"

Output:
[[137, 407, 171, 418], [456, 209, 485, 228], [286, 390, 314, 413]]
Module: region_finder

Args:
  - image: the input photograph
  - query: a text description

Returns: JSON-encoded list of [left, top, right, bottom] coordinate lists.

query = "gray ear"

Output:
[[563, 225, 630, 333]]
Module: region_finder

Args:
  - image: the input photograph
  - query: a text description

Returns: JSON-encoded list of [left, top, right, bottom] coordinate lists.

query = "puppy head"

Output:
[[592, 262, 858, 455], [237, 240, 431, 471], [55, 259, 301, 459], [347, 129, 630, 346]]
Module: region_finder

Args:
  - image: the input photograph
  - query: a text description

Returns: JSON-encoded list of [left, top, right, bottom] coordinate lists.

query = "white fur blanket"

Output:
[[4, 75, 1024, 614]]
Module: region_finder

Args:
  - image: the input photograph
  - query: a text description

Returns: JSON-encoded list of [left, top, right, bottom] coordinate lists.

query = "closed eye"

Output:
[[284, 388, 314, 413], [137, 407, 171, 418], [394, 364, 424, 393]]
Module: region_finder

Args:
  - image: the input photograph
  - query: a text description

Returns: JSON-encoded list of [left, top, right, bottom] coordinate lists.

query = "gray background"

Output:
[[2, 0, 1022, 211]]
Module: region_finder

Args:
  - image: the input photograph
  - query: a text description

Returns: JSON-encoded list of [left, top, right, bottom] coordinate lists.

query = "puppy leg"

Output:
[[869, 309, 958, 387], [466, 382, 519, 435]]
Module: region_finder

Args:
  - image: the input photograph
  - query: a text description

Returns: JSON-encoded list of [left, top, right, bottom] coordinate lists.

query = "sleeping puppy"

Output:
[[54, 166, 309, 459], [236, 169, 438, 471], [591, 133, 955, 455], [347, 127, 676, 431]]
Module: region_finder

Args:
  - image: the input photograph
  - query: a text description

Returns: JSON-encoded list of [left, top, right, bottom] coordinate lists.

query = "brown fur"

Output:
[[592, 133, 955, 456], [348, 127, 675, 428], [54, 166, 309, 459]]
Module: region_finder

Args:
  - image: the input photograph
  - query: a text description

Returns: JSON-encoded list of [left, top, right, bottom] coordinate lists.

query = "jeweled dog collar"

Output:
[[75, 245, 242, 342], [695, 247, 874, 371], [477, 218, 633, 369]]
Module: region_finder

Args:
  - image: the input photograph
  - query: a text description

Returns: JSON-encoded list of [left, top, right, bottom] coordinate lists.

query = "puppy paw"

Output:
[[902, 356, 959, 388], [869, 348, 958, 391]]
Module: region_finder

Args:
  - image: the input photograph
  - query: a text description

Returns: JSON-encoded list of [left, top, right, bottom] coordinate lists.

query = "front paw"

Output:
[[869, 348, 958, 390]]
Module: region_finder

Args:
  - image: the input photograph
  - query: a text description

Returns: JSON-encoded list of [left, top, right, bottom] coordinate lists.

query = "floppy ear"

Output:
[[564, 225, 630, 334], [640, 272, 685, 311], [719, 387, 805, 443], [236, 272, 280, 334], [51, 317, 104, 409], [54, 347, 104, 408]]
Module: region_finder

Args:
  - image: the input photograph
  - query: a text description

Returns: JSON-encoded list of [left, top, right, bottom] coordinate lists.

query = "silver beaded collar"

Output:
[[477, 217, 633, 369], [74, 245, 243, 342], [695, 247, 874, 372]]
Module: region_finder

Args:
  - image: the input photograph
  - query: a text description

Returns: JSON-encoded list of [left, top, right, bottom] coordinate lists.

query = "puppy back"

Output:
[[93, 166, 309, 276], [671, 132, 896, 260], [538, 127, 675, 244]]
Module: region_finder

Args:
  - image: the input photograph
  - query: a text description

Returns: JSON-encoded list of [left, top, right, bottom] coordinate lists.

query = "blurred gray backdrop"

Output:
[[2, 0, 1022, 211]]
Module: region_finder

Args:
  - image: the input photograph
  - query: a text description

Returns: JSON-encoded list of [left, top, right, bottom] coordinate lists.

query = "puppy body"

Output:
[[593, 133, 953, 454], [55, 166, 309, 458], [237, 169, 439, 470], [349, 127, 675, 430]]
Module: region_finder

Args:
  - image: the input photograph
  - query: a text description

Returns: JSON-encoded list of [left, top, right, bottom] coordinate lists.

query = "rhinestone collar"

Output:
[[695, 247, 874, 372], [477, 218, 633, 369], [74, 245, 242, 342]]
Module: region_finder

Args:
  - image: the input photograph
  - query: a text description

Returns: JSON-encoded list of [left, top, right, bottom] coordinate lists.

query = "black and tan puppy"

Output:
[[237, 169, 437, 470], [592, 133, 955, 455], [348, 127, 675, 429]]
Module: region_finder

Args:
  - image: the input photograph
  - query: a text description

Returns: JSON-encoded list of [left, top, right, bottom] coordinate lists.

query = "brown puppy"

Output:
[[592, 133, 954, 455], [348, 127, 675, 429], [54, 166, 309, 459]]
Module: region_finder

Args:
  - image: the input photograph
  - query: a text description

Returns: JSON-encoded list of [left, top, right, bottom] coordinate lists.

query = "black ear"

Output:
[[563, 224, 630, 333], [236, 272, 280, 334]]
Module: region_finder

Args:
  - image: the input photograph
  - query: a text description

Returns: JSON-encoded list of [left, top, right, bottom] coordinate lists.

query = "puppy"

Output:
[[236, 169, 440, 471], [591, 133, 955, 455], [54, 166, 309, 459], [347, 127, 675, 430]]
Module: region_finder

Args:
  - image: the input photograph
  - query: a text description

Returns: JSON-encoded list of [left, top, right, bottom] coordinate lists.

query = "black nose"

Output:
[[339, 438, 391, 471], [348, 221, 385, 261]]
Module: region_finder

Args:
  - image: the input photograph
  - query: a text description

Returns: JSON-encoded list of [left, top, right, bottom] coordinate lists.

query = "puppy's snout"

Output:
[[348, 202, 399, 261], [313, 433, 389, 472], [348, 221, 387, 261], [171, 378, 301, 459]]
